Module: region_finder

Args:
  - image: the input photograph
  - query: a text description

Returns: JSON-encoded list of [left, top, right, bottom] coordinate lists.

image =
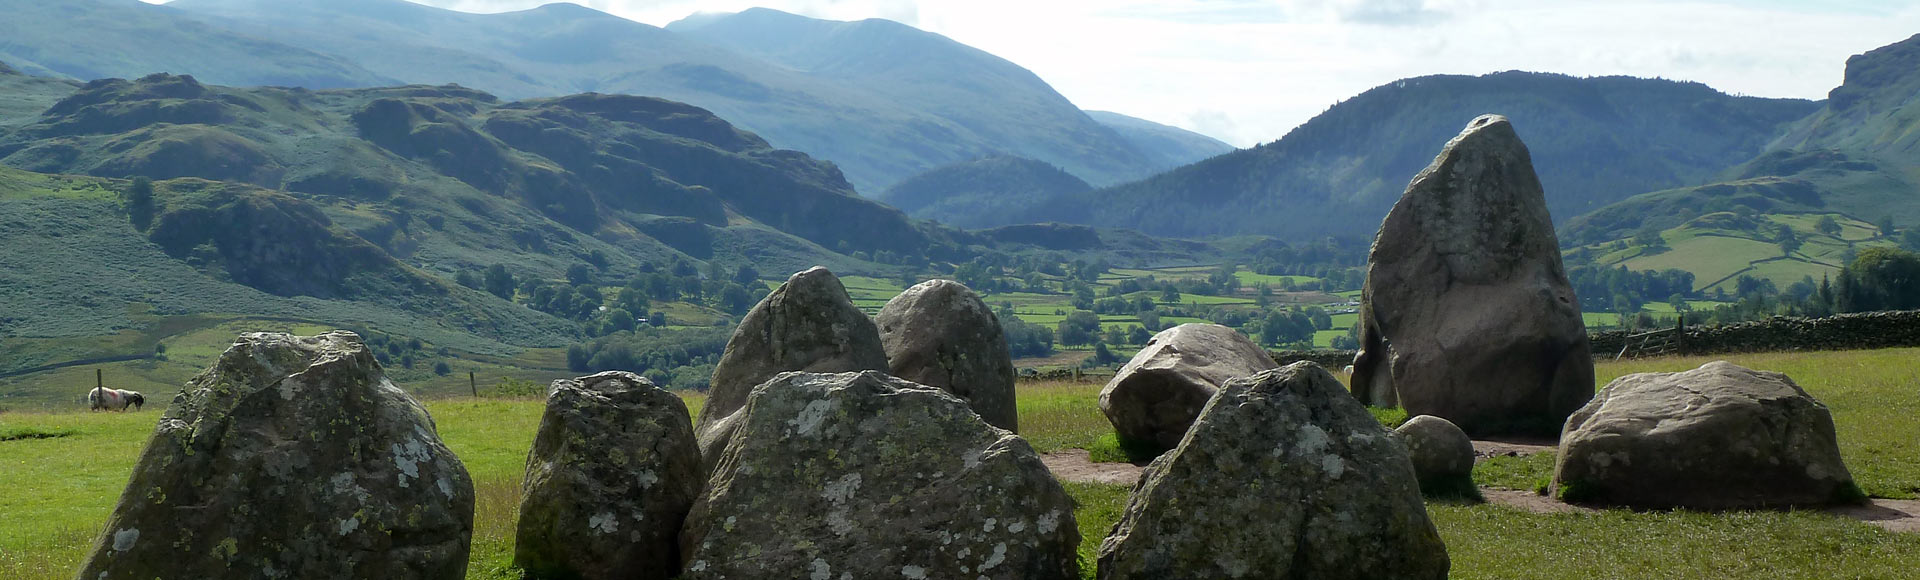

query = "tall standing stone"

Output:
[[76, 332, 474, 580], [515, 371, 702, 580], [1097, 362, 1449, 579], [693, 266, 889, 467], [876, 279, 1019, 431], [1350, 114, 1593, 435], [1098, 323, 1278, 451], [682, 371, 1080, 580]]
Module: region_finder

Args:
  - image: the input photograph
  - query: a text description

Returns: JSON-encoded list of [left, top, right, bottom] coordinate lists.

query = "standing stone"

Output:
[[515, 371, 701, 580], [693, 266, 888, 467], [1350, 114, 1593, 435], [682, 371, 1079, 580], [1553, 361, 1861, 509], [1098, 323, 1278, 451], [876, 279, 1019, 431], [76, 332, 474, 580], [1393, 415, 1480, 500], [1097, 362, 1449, 580]]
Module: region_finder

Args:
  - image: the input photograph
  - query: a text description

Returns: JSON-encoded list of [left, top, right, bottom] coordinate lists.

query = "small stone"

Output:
[[76, 332, 474, 579], [694, 267, 889, 470], [1553, 361, 1861, 509], [515, 371, 701, 580], [1393, 415, 1481, 501], [682, 371, 1078, 580], [1098, 323, 1277, 451], [1097, 362, 1449, 579], [876, 279, 1019, 431]]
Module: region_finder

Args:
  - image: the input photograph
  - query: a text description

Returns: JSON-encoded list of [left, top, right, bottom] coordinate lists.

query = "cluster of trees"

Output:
[[1615, 248, 1920, 328], [457, 260, 771, 337], [1567, 266, 1698, 315], [564, 326, 733, 390]]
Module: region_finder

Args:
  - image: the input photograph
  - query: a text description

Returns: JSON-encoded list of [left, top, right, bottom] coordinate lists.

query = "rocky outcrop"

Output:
[[76, 332, 474, 579], [692, 267, 889, 468], [1097, 362, 1449, 579], [876, 279, 1019, 431], [1351, 114, 1593, 435], [515, 372, 701, 580], [1394, 415, 1480, 500], [682, 371, 1079, 579], [1553, 361, 1861, 509], [1098, 323, 1278, 451]]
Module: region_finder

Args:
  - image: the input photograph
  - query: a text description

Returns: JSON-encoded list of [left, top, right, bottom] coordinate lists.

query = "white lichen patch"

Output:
[[791, 398, 838, 436], [809, 557, 832, 580], [1007, 519, 1026, 534], [337, 517, 359, 536], [901, 565, 928, 579], [1036, 510, 1062, 534], [1321, 454, 1347, 479], [589, 512, 619, 534], [278, 377, 302, 401], [637, 470, 660, 490], [982, 518, 996, 533], [980, 543, 1007, 571], [391, 438, 431, 487], [1292, 424, 1331, 458], [822, 473, 862, 503], [437, 477, 454, 500], [111, 528, 139, 552]]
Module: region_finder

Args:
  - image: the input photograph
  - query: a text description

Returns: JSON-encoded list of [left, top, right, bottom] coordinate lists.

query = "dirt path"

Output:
[[1046, 442, 1920, 533], [1040, 449, 1144, 486]]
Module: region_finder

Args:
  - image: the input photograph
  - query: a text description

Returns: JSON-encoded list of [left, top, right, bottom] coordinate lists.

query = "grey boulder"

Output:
[[682, 371, 1079, 580], [876, 278, 1019, 431], [1351, 114, 1593, 436], [515, 371, 701, 580], [77, 332, 474, 580], [1098, 323, 1278, 451], [1553, 361, 1861, 509], [1394, 415, 1480, 500], [1097, 362, 1449, 580], [693, 266, 888, 468]]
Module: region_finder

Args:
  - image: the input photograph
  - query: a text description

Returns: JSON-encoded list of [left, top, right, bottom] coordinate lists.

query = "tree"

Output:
[[1878, 215, 1897, 237], [1138, 310, 1162, 331], [483, 264, 516, 300], [1667, 293, 1691, 313], [566, 344, 590, 373], [1816, 215, 1842, 236], [454, 270, 479, 289], [433, 361, 452, 376], [566, 263, 595, 285], [1090, 342, 1119, 366], [732, 264, 761, 286], [1633, 223, 1665, 249], [1775, 225, 1801, 257], [1057, 310, 1102, 346], [1837, 247, 1920, 312], [124, 176, 155, 231], [718, 283, 754, 315]]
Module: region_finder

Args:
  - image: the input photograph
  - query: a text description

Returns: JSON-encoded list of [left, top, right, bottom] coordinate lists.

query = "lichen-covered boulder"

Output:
[[681, 371, 1079, 580], [76, 332, 474, 579], [876, 279, 1019, 431], [1097, 362, 1449, 580], [693, 266, 889, 468], [515, 371, 701, 580], [1098, 323, 1277, 451], [1350, 114, 1593, 436], [1394, 415, 1480, 500], [1553, 361, 1861, 509]]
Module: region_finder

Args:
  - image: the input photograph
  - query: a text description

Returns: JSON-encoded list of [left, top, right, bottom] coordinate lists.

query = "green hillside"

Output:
[[0, 0, 394, 89], [1014, 72, 1818, 240], [1083, 111, 1236, 174], [881, 155, 1093, 228], [142, 0, 1189, 192]]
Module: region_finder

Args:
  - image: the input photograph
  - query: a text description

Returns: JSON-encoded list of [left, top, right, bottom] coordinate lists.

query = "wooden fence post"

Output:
[[469, 371, 478, 398]]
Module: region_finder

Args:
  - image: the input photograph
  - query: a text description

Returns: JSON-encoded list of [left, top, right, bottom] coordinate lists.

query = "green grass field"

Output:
[[8, 349, 1920, 579]]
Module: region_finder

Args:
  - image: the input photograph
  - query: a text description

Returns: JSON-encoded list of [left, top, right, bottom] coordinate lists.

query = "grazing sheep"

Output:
[[88, 386, 144, 412]]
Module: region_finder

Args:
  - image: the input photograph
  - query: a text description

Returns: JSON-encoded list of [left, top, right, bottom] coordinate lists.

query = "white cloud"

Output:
[[156, 0, 1920, 147]]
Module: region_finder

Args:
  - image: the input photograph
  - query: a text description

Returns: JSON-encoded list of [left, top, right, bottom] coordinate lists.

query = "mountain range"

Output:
[[0, 0, 1231, 194]]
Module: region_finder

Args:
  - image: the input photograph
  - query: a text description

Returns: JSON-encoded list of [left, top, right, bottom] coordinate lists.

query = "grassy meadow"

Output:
[[5, 349, 1920, 578]]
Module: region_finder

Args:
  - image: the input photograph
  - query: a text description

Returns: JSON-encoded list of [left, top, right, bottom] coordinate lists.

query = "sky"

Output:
[[159, 0, 1920, 147]]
